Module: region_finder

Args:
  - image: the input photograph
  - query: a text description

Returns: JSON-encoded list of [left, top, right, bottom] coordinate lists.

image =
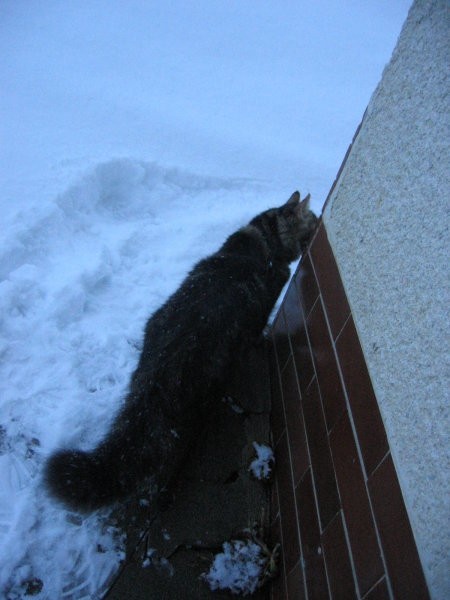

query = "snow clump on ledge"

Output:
[[203, 539, 266, 596], [248, 442, 274, 481]]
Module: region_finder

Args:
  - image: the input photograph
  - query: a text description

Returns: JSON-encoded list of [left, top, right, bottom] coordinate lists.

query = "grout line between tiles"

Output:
[[327, 334, 394, 599], [283, 296, 312, 600], [319, 306, 395, 599], [269, 338, 292, 597], [286, 561, 306, 600], [275, 348, 291, 376], [292, 476, 312, 600], [306, 248, 395, 599], [272, 427, 286, 453], [334, 509, 362, 599], [330, 345, 395, 598], [316, 290, 366, 472], [273, 476, 288, 599], [270, 343, 309, 597], [308, 240, 351, 339], [267, 341, 290, 599], [361, 575, 387, 599], [272, 341, 307, 597], [303, 292, 321, 323], [334, 311, 352, 344], [300, 299, 343, 537], [274, 248, 395, 600], [281, 398, 309, 600], [368, 449, 391, 481], [272, 307, 292, 374], [270, 360, 286, 447], [318, 533, 333, 600], [293, 326, 334, 599]]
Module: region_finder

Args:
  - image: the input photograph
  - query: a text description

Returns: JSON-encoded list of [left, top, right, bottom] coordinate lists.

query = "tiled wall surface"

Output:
[[269, 222, 429, 600]]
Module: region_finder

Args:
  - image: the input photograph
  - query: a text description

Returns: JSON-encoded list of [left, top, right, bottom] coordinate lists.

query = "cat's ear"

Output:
[[300, 193, 311, 211], [285, 191, 300, 206], [284, 191, 311, 215]]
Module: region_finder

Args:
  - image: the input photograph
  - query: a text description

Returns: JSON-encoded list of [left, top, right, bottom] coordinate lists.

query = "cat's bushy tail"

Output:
[[44, 448, 126, 512]]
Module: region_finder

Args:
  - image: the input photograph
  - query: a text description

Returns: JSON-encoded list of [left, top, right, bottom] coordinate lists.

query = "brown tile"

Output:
[[295, 253, 319, 318], [292, 325, 315, 395], [281, 357, 309, 485], [336, 317, 388, 475], [282, 280, 314, 393], [269, 513, 282, 550], [296, 469, 329, 599], [302, 378, 340, 530], [269, 350, 286, 445], [322, 512, 358, 600], [329, 412, 384, 596], [307, 301, 346, 431], [368, 455, 430, 600], [271, 570, 287, 600], [275, 431, 301, 574], [269, 515, 287, 600], [267, 515, 283, 556], [309, 224, 350, 340], [272, 308, 291, 372], [282, 278, 303, 331], [270, 479, 280, 523], [286, 561, 306, 600], [363, 578, 390, 600], [271, 575, 287, 600]]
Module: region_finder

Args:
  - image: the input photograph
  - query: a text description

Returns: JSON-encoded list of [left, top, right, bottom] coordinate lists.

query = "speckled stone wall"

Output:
[[322, 1, 449, 598]]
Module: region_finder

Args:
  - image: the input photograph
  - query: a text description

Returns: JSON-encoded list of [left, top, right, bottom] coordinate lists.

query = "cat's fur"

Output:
[[44, 192, 317, 511]]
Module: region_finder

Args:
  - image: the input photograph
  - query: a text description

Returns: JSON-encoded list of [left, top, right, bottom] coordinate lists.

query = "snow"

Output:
[[249, 443, 275, 481], [142, 548, 156, 569], [0, 1, 410, 598], [204, 539, 266, 596], [142, 548, 174, 577], [0, 161, 271, 598]]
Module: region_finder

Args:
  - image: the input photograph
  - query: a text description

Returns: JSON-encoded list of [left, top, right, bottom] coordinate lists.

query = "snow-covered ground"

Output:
[[249, 442, 275, 481], [204, 539, 267, 596], [0, 1, 410, 598]]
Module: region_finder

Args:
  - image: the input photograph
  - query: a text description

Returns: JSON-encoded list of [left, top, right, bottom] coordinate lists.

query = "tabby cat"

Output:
[[44, 191, 317, 511]]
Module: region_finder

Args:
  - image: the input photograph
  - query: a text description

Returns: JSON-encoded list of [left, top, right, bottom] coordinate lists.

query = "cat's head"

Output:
[[251, 191, 318, 262]]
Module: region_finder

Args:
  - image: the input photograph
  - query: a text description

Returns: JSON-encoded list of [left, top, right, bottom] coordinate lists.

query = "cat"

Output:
[[44, 191, 317, 511]]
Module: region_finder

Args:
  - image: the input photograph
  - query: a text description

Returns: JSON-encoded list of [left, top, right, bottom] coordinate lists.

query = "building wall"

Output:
[[269, 225, 428, 599], [321, 0, 449, 597]]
